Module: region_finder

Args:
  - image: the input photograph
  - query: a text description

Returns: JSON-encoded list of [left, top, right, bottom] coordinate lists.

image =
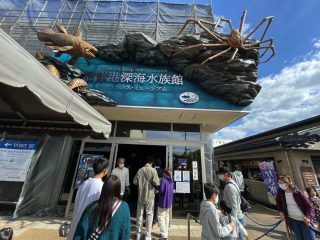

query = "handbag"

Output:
[[226, 182, 251, 213], [88, 199, 122, 240], [142, 169, 159, 189]]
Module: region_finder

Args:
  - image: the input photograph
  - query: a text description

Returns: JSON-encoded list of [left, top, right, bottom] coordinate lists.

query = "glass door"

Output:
[[171, 146, 202, 218]]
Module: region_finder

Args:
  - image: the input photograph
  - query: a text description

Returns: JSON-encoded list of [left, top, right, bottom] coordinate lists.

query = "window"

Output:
[[172, 124, 200, 141], [115, 121, 171, 139]]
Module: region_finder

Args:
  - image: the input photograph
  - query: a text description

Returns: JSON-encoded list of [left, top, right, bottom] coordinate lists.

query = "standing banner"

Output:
[[0, 140, 38, 182], [258, 161, 278, 205]]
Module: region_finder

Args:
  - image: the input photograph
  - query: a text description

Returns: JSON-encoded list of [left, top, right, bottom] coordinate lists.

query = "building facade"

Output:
[[215, 115, 320, 207], [0, 0, 261, 219]]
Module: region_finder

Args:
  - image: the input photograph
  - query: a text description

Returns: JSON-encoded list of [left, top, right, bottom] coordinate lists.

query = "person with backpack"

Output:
[[133, 156, 160, 240], [73, 175, 130, 240], [217, 167, 245, 240]]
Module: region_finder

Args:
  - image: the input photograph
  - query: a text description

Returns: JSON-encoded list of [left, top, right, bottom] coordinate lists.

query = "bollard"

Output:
[[187, 213, 191, 240]]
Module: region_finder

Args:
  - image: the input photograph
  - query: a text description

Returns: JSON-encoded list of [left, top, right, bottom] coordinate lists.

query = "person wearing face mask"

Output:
[[275, 175, 315, 240], [199, 183, 235, 240], [216, 167, 245, 240], [112, 158, 130, 201]]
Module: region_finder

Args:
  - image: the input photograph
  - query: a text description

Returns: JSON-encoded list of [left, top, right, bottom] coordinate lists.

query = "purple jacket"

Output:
[[276, 188, 314, 229], [158, 176, 174, 209]]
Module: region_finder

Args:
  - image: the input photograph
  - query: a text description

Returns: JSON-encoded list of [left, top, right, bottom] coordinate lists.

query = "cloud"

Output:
[[313, 39, 320, 49], [213, 44, 320, 141]]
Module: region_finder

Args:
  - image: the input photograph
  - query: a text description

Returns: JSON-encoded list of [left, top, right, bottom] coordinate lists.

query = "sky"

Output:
[[210, 0, 320, 140]]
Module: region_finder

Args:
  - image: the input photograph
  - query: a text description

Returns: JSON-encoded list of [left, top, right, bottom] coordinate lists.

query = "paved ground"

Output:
[[0, 204, 288, 239]]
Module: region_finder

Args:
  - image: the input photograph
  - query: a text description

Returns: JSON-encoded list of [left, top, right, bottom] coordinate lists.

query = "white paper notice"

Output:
[[192, 161, 198, 180], [183, 171, 190, 182], [174, 170, 181, 181], [0, 140, 38, 182], [176, 182, 190, 193]]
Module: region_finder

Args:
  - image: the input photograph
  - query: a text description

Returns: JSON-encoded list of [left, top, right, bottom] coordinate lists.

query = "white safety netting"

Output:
[[0, 0, 213, 56]]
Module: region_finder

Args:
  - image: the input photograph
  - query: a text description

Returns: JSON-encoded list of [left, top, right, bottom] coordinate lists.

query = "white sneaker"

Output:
[[145, 236, 152, 240]]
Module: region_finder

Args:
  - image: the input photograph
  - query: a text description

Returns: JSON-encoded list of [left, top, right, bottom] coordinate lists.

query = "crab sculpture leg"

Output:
[[173, 10, 275, 65]]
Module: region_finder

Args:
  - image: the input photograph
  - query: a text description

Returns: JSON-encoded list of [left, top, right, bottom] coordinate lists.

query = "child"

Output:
[[219, 201, 248, 240]]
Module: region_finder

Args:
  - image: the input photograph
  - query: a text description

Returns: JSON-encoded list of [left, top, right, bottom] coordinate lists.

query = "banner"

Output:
[[0, 140, 38, 182], [258, 161, 278, 205], [58, 56, 246, 111]]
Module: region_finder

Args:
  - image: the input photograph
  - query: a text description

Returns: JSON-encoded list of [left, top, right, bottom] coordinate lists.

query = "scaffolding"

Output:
[[0, 0, 214, 56]]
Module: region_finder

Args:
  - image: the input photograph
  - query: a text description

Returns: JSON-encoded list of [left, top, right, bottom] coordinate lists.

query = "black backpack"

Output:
[[226, 182, 251, 213]]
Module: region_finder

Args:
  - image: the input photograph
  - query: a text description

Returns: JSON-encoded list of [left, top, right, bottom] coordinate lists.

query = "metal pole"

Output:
[[187, 213, 191, 240], [64, 139, 85, 218]]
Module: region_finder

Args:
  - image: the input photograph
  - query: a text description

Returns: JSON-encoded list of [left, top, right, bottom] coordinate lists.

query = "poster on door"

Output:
[[258, 161, 278, 205], [0, 140, 38, 182], [74, 154, 104, 189]]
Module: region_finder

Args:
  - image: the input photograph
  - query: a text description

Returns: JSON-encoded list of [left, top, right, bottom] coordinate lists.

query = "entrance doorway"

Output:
[[115, 144, 166, 216]]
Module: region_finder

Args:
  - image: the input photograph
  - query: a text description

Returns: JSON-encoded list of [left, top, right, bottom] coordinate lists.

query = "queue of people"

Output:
[[67, 156, 174, 240], [66, 157, 320, 240]]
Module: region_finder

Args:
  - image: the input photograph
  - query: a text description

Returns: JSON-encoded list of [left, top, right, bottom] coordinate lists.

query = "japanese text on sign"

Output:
[[258, 161, 278, 197]]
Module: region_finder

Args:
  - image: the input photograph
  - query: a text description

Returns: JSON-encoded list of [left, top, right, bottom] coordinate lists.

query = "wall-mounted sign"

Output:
[[0, 140, 38, 182], [176, 182, 190, 193], [179, 92, 199, 104], [258, 161, 278, 205], [174, 170, 182, 182], [57, 56, 247, 111], [183, 171, 190, 182], [300, 167, 317, 187], [192, 161, 199, 181]]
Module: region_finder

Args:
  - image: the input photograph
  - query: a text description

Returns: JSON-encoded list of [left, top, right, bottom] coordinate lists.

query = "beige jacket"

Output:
[[133, 163, 160, 204]]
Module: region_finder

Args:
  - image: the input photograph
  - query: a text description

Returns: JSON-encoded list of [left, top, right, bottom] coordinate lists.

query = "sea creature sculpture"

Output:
[[276, 132, 320, 148], [37, 22, 98, 65], [173, 10, 275, 65]]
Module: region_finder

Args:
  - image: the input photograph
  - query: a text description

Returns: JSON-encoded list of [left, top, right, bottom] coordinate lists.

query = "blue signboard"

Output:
[[258, 161, 278, 205], [0, 140, 38, 182], [57, 56, 248, 111]]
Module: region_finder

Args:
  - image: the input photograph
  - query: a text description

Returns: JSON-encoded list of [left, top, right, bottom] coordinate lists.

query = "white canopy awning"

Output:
[[0, 29, 111, 138]]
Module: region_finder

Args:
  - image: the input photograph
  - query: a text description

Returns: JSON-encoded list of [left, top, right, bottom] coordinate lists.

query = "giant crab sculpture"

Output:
[[173, 10, 275, 65]]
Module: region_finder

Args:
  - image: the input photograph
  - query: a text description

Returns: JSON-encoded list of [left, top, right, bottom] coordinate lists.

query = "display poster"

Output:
[[183, 171, 190, 182], [0, 140, 38, 182], [174, 170, 182, 182], [176, 182, 190, 193], [258, 161, 278, 205], [74, 154, 104, 189], [177, 158, 188, 170], [192, 161, 199, 180], [300, 167, 317, 186]]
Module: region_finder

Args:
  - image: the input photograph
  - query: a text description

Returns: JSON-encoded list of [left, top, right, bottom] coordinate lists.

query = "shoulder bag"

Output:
[[88, 199, 122, 240]]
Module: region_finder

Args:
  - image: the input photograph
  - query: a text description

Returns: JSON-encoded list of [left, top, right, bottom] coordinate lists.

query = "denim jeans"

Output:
[[238, 217, 245, 240], [289, 218, 315, 240], [153, 193, 160, 224]]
